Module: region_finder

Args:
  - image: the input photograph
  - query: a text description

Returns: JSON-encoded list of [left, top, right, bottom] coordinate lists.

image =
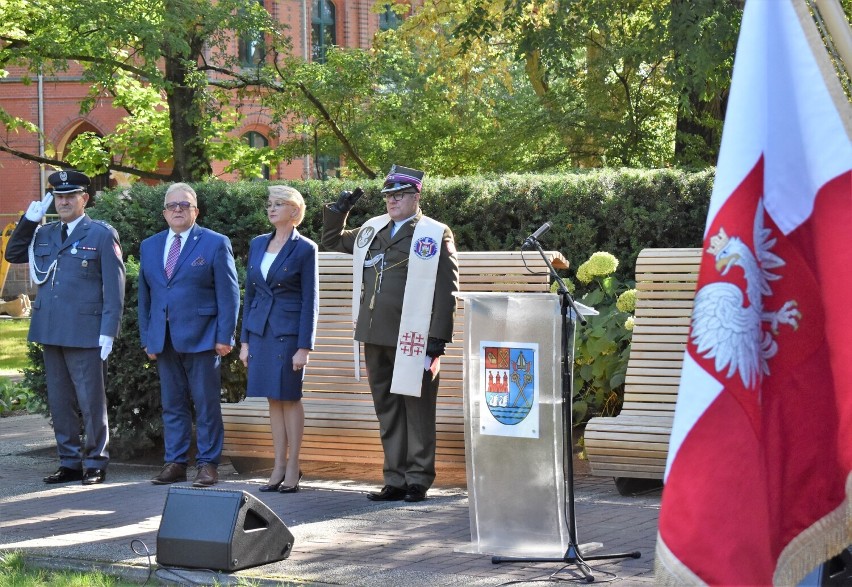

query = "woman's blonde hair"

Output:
[[267, 185, 306, 226]]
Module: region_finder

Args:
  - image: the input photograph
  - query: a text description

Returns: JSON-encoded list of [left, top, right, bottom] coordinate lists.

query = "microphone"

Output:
[[522, 221, 552, 250]]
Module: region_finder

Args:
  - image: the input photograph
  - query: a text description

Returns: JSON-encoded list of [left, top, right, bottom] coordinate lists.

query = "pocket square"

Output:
[[191, 256, 207, 267]]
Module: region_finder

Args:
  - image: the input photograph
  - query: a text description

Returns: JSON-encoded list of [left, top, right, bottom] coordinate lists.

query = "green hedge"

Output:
[[23, 169, 711, 458], [97, 167, 712, 279]]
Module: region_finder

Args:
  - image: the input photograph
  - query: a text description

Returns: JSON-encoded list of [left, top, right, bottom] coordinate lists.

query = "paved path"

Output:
[[0, 414, 660, 585]]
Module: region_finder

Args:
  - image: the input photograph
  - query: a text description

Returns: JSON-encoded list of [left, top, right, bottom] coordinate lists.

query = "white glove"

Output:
[[24, 193, 54, 222], [99, 335, 114, 361]]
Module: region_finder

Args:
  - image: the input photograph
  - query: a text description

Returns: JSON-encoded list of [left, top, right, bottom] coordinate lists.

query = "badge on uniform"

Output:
[[357, 227, 376, 248], [364, 253, 384, 268], [413, 237, 438, 260]]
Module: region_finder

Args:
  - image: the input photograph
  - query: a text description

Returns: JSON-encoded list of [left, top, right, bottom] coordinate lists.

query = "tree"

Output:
[[667, 0, 741, 166], [440, 0, 706, 166], [0, 0, 307, 181]]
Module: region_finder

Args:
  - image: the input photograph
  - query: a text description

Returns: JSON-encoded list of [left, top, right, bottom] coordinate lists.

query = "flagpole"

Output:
[[797, 0, 852, 140], [813, 0, 852, 74]]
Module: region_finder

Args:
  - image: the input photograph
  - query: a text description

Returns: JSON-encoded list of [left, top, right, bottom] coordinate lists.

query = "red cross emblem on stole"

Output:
[[398, 331, 426, 356]]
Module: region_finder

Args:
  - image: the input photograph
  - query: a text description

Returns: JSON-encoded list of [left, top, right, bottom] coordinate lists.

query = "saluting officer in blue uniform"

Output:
[[4, 170, 126, 485]]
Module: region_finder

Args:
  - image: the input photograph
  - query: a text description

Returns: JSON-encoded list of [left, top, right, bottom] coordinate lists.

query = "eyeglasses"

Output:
[[165, 201, 195, 211], [383, 191, 413, 202], [266, 201, 296, 210]]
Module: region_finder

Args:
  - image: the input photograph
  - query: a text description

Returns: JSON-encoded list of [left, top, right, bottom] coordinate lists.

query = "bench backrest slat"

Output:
[[223, 249, 567, 468], [584, 247, 701, 480]]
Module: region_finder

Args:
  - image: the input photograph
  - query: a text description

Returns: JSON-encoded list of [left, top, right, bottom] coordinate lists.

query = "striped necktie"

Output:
[[165, 234, 181, 279]]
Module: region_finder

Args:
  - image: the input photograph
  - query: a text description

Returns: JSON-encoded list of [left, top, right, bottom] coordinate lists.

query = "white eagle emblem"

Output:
[[356, 226, 375, 248], [691, 200, 802, 390]]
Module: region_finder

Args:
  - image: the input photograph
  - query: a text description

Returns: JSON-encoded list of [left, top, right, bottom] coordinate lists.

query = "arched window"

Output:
[[239, 0, 266, 67], [379, 4, 402, 31], [311, 0, 336, 63], [242, 131, 270, 180]]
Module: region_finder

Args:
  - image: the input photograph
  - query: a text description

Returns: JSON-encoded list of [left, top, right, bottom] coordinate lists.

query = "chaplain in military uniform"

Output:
[[4, 170, 126, 485], [322, 165, 459, 503]]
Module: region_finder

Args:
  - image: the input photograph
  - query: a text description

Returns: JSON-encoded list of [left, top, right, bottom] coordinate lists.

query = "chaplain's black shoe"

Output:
[[43, 467, 84, 484], [82, 468, 107, 485], [404, 484, 428, 503], [366, 485, 407, 501]]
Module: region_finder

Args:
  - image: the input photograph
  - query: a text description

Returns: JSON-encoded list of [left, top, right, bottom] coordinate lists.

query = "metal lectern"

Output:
[[455, 292, 573, 557]]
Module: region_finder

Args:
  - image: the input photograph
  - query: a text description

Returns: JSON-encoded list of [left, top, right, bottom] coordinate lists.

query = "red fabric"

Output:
[[656, 2, 852, 583], [659, 170, 851, 585]]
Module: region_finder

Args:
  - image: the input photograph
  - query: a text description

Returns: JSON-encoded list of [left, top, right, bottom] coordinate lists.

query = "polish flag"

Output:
[[655, 1, 852, 585]]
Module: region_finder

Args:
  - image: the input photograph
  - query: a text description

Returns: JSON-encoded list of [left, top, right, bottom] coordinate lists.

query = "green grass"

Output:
[[0, 319, 29, 376], [0, 552, 135, 586], [0, 551, 277, 586]]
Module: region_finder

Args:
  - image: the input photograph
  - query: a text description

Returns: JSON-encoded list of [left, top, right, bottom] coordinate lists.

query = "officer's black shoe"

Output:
[[43, 467, 84, 484], [82, 468, 107, 485]]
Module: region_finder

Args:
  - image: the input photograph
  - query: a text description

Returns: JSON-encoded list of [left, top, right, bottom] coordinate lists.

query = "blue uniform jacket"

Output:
[[138, 224, 240, 354], [4, 215, 126, 347], [241, 229, 318, 351]]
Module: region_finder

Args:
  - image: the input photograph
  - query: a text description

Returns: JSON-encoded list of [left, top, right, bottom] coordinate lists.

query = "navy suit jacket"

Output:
[[241, 229, 318, 350], [138, 224, 240, 354]]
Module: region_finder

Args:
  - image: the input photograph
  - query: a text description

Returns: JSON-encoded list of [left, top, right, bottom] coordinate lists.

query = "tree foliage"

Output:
[[0, 0, 304, 181], [3, 0, 849, 182]]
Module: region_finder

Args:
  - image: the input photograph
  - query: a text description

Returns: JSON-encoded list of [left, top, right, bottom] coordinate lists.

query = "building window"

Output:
[[379, 5, 402, 31], [311, 0, 336, 63], [242, 131, 270, 180], [315, 154, 340, 180], [239, 0, 265, 67]]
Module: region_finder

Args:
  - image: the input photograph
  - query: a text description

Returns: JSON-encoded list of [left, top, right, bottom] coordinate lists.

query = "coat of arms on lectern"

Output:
[[481, 344, 539, 437]]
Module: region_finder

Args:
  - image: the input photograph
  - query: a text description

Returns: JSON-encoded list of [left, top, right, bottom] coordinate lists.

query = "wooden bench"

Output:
[[223, 250, 568, 473], [583, 247, 701, 482]]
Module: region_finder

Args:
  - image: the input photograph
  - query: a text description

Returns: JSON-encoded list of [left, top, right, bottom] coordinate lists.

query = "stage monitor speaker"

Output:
[[156, 486, 294, 571], [822, 547, 852, 586]]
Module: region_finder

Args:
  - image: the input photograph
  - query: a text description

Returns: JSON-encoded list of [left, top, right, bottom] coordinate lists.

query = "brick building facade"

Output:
[[0, 0, 408, 298]]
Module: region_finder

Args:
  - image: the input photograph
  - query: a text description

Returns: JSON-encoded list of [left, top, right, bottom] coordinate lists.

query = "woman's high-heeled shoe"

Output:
[[278, 470, 303, 494], [258, 476, 285, 492]]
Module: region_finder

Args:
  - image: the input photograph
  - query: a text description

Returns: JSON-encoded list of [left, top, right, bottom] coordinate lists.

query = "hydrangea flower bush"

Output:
[[554, 251, 636, 428]]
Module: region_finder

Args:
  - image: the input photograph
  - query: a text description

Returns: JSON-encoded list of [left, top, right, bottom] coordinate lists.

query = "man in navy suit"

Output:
[[138, 183, 240, 487], [5, 170, 125, 486]]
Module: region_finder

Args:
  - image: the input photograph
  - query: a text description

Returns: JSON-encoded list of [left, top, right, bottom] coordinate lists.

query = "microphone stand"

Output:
[[491, 236, 641, 582]]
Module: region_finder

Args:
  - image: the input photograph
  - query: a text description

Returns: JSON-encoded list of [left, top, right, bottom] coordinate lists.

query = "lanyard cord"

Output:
[[27, 223, 58, 287]]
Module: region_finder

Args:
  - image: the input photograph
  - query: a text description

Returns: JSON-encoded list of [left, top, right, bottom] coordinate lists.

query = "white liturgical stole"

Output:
[[352, 214, 445, 395]]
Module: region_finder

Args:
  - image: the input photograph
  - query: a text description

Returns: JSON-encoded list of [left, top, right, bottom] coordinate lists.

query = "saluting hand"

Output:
[[24, 192, 54, 222], [330, 187, 364, 213]]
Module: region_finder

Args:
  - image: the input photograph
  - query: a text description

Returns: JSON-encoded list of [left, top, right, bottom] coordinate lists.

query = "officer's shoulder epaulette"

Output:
[[92, 219, 118, 232], [92, 219, 120, 238]]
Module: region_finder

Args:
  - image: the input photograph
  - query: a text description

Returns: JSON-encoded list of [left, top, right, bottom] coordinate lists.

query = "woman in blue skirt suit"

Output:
[[240, 185, 318, 493]]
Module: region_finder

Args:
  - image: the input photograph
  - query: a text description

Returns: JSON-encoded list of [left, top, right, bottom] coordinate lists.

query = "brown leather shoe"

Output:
[[193, 463, 218, 487], [151, 462, 187, 485]]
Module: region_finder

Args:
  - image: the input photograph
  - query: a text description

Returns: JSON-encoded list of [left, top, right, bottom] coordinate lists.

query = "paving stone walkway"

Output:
[[0, 413, 660, 585]]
